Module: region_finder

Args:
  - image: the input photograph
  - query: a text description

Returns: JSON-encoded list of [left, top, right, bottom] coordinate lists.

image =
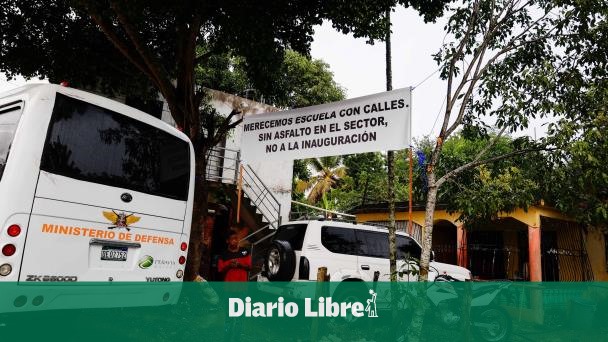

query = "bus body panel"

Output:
[[0, 86, 55, 281], [0, 84, 195, 288], [34, 172, 187, 224]]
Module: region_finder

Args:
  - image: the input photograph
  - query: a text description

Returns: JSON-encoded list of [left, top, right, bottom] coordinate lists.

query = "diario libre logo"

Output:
[[229, 290, 378, 318], [103, 210, 140, 231]]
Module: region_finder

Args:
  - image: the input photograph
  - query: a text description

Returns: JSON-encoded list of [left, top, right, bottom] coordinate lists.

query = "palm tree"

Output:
[[295, 156, 346, 210]]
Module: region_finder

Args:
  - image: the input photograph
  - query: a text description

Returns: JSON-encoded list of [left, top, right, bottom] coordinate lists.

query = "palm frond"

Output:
[[295, 179, 311, 194], [308, 158, 324, 173]]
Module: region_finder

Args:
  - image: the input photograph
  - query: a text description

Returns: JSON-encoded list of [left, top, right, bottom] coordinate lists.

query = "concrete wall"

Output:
[[160, 89, 293, 224], [210, 90, 292, 224]]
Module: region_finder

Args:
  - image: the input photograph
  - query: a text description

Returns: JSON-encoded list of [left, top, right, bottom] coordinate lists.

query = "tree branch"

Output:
[[109, 1, 177, 107], [472, 125, 508, 161], [211, 110, 242, 146], [444, 44, 487, 138], [442, 0, 481, 137], [88, 13, 149, 78], [442, 2, 560, 139], [195, 49, 217, 65]]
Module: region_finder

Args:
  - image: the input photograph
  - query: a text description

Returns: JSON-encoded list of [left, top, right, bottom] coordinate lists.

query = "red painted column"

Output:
[[528, 226, 542, 282], [456, 225, 468, 268]]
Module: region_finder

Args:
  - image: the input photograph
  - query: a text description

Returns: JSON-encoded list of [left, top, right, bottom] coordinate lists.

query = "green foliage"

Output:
[[273, 50, 346, 108], [198, 50, 346, 109], [453, 165, 538, 227], [546, 109, 608, 228], [195, 52, 251, 98], [291, 159, 311, 202], [316, 133, 548, 222], [334, 152, 387, 208], [295, 156, 346, 209], [0, 0, 450, 102]]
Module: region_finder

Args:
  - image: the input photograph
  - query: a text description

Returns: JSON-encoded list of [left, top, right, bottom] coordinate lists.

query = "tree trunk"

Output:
[[405, 171, 437, 342], [419, 171, 437, 281], [185, 145, 210, 280]]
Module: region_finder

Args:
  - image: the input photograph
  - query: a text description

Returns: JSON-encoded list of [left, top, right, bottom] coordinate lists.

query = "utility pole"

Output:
[[385, 9, 397, 282]]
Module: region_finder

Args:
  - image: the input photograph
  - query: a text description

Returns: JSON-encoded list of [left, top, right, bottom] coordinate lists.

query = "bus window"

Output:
[[0, 101, 23, 181], [40, 94, 190, 200]]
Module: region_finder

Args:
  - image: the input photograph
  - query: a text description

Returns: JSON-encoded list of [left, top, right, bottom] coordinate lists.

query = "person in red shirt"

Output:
[[217, 232, 251, 281]]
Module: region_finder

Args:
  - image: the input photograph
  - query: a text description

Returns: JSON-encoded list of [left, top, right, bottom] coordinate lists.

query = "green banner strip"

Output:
[[1, 282, 608, 341]]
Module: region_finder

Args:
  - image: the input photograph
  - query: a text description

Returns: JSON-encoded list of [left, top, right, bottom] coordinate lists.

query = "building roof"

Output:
[[350, 201, 449, 214]]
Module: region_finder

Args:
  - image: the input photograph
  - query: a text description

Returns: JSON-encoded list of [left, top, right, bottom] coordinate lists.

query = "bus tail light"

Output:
[[0, 263, 11, 276], [180, 242, 187, 251], [7, 225, 21, 237], [178, 256, 186, 265], [2, 244, 16, 256]]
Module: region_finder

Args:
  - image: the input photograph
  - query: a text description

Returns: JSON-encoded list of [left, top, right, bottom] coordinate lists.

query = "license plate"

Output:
[[101, 246, 128, 261]]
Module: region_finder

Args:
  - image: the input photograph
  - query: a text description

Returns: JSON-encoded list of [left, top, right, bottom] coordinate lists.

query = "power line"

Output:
[[412, 66, 441, 90], [429, 95, 447, 136]]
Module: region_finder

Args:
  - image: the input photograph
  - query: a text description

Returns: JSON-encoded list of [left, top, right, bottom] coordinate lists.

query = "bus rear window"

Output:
[[40, 94, 190, 200], [0, 101, 23, 182]]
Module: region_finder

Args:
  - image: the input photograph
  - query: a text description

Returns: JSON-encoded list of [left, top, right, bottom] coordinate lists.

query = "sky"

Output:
[[310, 6, 551, 141], [311, 7, 447, 141], [1, 6, 550, 141]]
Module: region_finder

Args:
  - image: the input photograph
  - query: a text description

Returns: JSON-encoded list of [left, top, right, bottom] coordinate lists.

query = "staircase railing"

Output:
[[206, 146, 282, 230], [241, 165, 282, 229]]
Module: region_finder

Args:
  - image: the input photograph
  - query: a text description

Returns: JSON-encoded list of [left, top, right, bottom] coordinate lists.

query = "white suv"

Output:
[[259, 220, 471, 282]]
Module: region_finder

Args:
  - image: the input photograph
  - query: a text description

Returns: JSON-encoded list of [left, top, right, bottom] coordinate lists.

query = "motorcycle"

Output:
[[426, 274, 512, 342]]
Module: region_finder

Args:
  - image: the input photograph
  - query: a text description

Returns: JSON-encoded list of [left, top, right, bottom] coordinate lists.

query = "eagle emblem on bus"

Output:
[[102, 210, 140, 231]]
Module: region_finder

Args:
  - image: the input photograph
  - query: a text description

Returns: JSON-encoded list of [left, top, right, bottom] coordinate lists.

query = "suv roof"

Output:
[[285, 219, 413, 237]]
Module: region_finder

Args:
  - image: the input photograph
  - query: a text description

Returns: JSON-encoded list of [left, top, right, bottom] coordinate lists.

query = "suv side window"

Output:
[[356, 230, 389, 259], [397, 236, 422, 260], [321, 226, 359, 255]]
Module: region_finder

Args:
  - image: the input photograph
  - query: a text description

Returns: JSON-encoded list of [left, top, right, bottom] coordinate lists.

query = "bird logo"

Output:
[[102, 210, 140, 231]]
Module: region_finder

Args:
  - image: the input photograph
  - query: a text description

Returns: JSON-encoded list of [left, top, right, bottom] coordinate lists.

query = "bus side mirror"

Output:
[[431, 250, 435, 261]]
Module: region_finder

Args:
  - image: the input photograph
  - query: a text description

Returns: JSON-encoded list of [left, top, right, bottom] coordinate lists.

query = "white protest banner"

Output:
[[240, 87, 411, 162]]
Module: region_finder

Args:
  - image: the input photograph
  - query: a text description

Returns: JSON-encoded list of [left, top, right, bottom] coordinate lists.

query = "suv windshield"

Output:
[[0, 100, 23, 182], [274, 224, 308, 250]]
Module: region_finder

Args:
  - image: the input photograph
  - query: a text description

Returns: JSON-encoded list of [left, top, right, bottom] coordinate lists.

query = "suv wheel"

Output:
[[265, 240, 296, 281]]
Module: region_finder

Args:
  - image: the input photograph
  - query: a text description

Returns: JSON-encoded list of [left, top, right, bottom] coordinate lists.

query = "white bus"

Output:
[[0, 84, 194, 310]]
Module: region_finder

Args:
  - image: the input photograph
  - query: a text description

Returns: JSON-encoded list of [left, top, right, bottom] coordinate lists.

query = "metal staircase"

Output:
[[206, 146, 282, 279], [206, 146, 282, 230]]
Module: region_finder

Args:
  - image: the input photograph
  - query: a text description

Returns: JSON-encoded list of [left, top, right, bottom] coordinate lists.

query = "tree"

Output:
[[270, 50, 347, 108], [416, 0, 608, 280], [546, 97, 608, 230], [296, 156, 346, 210], [425, 133, 547, 226], [197, 50, 346, 108], [1, 0, 451, 279], [343, 152, 386, 205]]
